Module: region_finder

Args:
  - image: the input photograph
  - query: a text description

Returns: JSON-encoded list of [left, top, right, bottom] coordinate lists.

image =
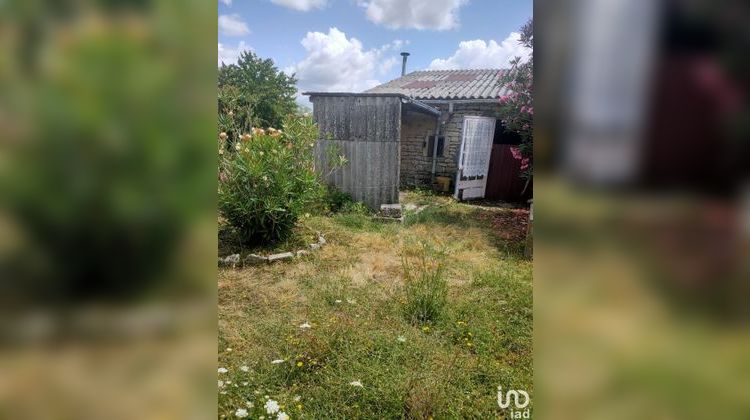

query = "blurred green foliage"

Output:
[[0, 0, 216, 305]]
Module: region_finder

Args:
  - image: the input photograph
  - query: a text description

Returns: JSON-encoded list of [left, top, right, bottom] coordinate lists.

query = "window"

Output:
[[424, 135, 445, 157]]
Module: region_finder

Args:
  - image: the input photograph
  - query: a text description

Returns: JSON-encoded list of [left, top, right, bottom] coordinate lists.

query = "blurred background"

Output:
[[0, 0, 216, 418], [535, 0, 749, 418]]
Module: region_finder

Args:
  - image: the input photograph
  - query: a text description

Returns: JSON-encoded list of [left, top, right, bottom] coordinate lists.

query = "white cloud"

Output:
[[219, 14, 251, 36], [428, 33, 531, 70], [358, 0, 467, 30], [271, 0, 328, 12], [287, 28, 403, 97], [220, 0, 232, 6], [218, 41, 252, 66]]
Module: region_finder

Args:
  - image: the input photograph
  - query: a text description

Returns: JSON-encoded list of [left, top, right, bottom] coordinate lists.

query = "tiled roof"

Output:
[[364, 69, 508, 100]]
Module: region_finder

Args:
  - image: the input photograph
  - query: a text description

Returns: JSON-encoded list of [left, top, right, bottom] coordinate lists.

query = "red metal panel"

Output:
[[485, 144, 527, 201]]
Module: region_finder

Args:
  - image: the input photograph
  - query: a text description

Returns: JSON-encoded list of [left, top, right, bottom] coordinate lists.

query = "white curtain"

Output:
[[461, 118, 495, 178]]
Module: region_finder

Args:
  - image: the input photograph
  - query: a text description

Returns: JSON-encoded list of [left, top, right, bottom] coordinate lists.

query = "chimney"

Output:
[[400, 52, 410, 76]]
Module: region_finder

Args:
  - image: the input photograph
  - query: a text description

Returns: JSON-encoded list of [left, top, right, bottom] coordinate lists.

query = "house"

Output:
[[304, 57, 527, 209]]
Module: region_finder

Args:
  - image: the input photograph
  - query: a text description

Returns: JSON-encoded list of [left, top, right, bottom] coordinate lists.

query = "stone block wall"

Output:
[[399, 102, 503, 188]]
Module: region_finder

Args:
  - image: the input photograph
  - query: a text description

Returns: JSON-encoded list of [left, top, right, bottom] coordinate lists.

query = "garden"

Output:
[[217, 49, 532, 419], [217, 122, 532, 419]]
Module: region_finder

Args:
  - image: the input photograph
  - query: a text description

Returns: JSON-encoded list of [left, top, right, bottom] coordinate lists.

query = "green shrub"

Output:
[[323, 186, 354, 213], [218, 114, 322, 245], [401, 240, 448, 324]]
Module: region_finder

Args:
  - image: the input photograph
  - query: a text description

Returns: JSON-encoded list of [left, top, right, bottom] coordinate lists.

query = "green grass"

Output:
[[218, 195, 532, 419]]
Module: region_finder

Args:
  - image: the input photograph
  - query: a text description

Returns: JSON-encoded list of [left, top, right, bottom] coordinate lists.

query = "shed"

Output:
[[304, 68, 528, 209]]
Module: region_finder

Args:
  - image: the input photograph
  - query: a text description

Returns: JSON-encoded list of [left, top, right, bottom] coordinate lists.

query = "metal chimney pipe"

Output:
[[400, 52, 410, 76]]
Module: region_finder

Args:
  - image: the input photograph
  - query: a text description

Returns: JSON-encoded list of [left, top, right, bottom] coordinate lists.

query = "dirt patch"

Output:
[[483, 209, 529, 243]]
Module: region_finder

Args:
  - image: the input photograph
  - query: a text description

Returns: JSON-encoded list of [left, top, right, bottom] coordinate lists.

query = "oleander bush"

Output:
[[218, 114, 322, 245]]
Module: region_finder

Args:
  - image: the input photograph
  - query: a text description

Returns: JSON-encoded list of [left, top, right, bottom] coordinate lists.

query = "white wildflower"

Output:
[[293, 395, 301, 402], [299, 322, 311, 329], [235, 408, 248, 418], [271, 359, 285, 364], [218, 380, 225, 388], [277, 412, 289, 420], [245, 401, 254, 408], [240, 365, 250, 372], [227, 348, 233, 352], [226, 381, 232, 384], [220, 391, 227, 395], [264, 399, 280, 414], [218, 367, 228, 374], [242, 382, 249, 386], [334, 299, 342, 303], [347, 299, 357, 304], [397, 335, 407, 343], [349, 380, 363, 387]]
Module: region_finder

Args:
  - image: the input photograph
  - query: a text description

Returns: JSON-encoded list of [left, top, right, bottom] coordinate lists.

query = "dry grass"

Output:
[[218, 192, 532, 419]]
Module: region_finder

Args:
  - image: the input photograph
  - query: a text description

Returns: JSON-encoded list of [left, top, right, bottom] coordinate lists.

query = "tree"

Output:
[[218, 51, 297, 132], [499, 19, 533, 192]]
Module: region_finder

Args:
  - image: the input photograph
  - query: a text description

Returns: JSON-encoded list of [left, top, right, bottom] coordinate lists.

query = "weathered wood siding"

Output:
[[311, 95, 401, 209]]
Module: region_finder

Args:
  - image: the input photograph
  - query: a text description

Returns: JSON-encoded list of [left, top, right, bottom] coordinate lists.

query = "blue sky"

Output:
[[218, 0, 532, 105]]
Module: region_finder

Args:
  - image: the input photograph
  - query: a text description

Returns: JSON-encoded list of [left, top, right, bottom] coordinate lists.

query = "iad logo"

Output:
[[497, 386, 530, 419]]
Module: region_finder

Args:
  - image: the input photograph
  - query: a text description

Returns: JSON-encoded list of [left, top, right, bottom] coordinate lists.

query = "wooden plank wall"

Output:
[[311, 95, 401, 209]]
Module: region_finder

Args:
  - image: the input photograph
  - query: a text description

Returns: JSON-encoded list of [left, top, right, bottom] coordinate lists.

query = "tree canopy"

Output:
[[218, 51, 297, 130]]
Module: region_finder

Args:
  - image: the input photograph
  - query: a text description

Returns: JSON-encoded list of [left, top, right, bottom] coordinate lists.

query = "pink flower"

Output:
[[510, 147, 522, 161], [526, 106, 533, 115], [499, 95, 510, 104]]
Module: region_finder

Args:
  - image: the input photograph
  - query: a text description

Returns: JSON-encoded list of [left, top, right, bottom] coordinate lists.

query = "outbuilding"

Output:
[[304, 64, 527, 209]]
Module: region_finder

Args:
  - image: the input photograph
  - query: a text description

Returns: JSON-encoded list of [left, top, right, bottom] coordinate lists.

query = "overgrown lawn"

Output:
[[218, 193, 532, 419]]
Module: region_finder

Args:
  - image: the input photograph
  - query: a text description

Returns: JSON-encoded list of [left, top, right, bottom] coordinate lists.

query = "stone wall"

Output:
[[399, 102, 503, 188]]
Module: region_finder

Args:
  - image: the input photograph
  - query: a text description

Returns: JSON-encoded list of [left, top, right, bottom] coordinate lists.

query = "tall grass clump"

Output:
[[401, 240, 448, 324], [218, 114, 322, 245]]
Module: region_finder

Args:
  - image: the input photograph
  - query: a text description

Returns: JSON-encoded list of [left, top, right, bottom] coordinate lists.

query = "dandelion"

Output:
[[218, 367, 228, 374], [296, 361, 304, 367], [271, 359, 285, 364], [299, 322, 311, 329], [397, 335, 406, 343], [349, 381, 363, 387], [277, 412, 289, 420], [240, 365, 250, 372], [265, 399, 280, 414], [422, 326, 430, 332], [235, 408, 249, 418], [297, 404, 303, 410]]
